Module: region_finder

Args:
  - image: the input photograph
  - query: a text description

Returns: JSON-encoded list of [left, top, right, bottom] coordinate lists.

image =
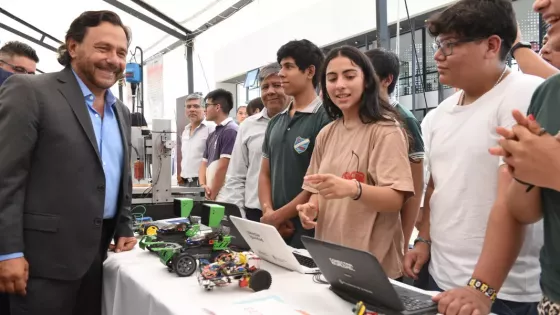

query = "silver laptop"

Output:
[[229, 216, 319, 274]]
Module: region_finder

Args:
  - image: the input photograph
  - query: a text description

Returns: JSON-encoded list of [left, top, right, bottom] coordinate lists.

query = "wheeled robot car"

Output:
[[158, 229, 233, 277], [197, 251, 272, 292], [139, 202, 226, 244], [138, 220, 202, 251]]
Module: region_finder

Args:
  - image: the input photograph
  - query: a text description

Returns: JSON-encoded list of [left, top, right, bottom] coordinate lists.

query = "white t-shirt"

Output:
[[420, 109, 436, 207], [424, 71, 544, 302], [180, 120, 215, 178]]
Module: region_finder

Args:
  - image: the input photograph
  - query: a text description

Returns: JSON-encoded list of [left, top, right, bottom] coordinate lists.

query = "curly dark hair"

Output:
[[320, 46, 398, 124], [57, 10, 131, 66], [0, 41, 39, 62], [277, 39, 324, 88], [426, 0, 517, 61]]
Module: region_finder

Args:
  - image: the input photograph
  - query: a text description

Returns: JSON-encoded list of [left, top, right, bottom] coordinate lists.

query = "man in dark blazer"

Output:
[[0, 10, 137, 315]]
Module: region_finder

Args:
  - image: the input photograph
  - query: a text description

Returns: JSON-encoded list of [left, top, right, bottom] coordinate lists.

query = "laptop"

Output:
[[229, 216, 319, 274], [301, 236, 438, 315], [189, 201, 251, 250], [221, 214, 250, 250]]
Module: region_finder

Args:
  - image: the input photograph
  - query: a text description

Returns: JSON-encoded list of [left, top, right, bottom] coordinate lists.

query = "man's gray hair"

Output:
[[186, 92, 203, 101], [259, 64, 281, 82]]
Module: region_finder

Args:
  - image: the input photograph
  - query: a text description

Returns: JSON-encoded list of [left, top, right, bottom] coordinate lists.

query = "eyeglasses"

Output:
[[205, 102, 218, 109], [432, 37, 484, 57], [0, 59, 35, 75]]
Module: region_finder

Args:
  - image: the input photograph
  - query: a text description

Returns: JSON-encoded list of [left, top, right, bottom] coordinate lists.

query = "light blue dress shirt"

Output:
[[73, 70, 124, 219], [0, 71, 125, 262]]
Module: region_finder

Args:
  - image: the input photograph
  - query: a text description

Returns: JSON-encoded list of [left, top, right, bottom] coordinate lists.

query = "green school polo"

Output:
[[393, 101, 425, 162], [527, 73, 560, 303], [262, 97, 331, 210]]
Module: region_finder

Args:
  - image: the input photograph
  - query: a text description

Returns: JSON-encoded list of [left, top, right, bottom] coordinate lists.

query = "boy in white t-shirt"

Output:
[[403, 1, 544, 315]]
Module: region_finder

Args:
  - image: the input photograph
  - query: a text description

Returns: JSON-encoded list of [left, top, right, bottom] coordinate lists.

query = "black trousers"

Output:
[[8, 219, 115, 315], [284, 216, 314, 249], [244, 207, 263, 222]]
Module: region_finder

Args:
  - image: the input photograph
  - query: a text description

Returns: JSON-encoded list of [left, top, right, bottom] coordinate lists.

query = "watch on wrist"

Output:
[[511, 41, 532, 58], [413, 236, 431, 247]]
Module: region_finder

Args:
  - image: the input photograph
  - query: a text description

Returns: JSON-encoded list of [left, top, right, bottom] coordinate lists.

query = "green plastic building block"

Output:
[[174, 198, 194, 218], [159, 247, 179, 265], [185, 224, 200, 238], [201, 203, 225, 228], [212, 235, 231, 250]]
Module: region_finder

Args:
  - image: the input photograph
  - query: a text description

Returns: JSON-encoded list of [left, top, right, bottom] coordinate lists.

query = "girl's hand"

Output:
[[304, 174, 357, 200]]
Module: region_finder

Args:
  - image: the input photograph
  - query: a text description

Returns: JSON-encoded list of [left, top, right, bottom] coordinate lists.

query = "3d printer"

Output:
[[130, 119, 205, 210]]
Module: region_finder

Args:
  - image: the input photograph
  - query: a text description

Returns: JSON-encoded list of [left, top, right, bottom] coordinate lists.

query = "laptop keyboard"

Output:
[[293, 252, 317, 268], [393, 285, 436, 311], [400, 296, 436, 311]]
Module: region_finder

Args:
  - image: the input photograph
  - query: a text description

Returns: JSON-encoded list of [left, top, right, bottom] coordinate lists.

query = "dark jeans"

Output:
[[427, 274, 538, 315], [0, 292, 9, 315], [284, 217, 314, 249], [244, 207, 262, 222]]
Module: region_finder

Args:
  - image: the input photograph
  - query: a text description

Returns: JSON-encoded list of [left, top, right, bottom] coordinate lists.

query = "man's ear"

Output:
[[66, 40, 79, 59], [306, 65, 316, 80]]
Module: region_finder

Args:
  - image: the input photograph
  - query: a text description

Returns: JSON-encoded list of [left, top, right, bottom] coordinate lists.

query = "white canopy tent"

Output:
[[0, 0, 252, 74]]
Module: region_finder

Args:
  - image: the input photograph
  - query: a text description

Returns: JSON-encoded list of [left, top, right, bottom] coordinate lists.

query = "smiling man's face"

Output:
[[534, 0, 560, 51]]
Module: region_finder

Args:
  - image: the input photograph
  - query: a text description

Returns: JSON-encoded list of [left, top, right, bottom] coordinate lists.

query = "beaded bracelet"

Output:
[[468, 278, 497, 302]]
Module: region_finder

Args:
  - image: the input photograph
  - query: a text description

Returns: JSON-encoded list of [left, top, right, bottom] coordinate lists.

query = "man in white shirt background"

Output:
[[218, 64, 290, 221], [178, 93, 215, 187], [403, 1, 543, 314]]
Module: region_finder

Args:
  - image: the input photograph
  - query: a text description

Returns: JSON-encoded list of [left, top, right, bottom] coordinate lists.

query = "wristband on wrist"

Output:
[[467, 278, 497, 302], [351, 179, 362, 200], [413, 236, 431, 246]]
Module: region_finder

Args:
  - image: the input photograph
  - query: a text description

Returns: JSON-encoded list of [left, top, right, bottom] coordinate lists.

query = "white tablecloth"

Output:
[[102, 246, 438, 315]]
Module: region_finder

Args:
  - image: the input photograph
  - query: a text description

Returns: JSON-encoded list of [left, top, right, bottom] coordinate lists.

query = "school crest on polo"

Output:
[[294, 136, 310, 154]]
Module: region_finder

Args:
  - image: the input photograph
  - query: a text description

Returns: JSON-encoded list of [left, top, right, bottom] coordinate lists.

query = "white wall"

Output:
[[194, 0, 456, 83], [215, 82, 239, 119], [145, 0, 458, 125], [140, 0, 541, 124]]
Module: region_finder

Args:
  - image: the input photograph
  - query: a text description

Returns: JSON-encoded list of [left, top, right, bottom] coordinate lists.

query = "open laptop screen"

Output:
[[301, 236, 405, 311]]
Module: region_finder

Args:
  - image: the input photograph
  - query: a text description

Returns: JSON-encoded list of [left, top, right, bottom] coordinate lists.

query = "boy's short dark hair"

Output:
[[277, 39, 324, 88], [205, 88, 234, 114], [0, 41, 39, 62], [426, 0, 517, 61], [246, 97, 264, 116], [365, 48, 400, 95]]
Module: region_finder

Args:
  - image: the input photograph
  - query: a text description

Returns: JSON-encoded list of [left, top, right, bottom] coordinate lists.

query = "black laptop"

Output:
[[301, 236, 438, 315]]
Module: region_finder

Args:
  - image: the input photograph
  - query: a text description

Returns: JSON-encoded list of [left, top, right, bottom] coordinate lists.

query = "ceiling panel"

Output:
[[0, 0, 251, 72]]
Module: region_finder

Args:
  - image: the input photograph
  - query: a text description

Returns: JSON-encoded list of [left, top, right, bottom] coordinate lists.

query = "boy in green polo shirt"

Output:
[[258, 39, 331, 248], [366, 48, 425, 252]]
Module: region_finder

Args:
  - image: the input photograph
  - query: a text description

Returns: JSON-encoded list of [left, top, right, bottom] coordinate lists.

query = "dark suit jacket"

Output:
[[0, 67, 134, 281]]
